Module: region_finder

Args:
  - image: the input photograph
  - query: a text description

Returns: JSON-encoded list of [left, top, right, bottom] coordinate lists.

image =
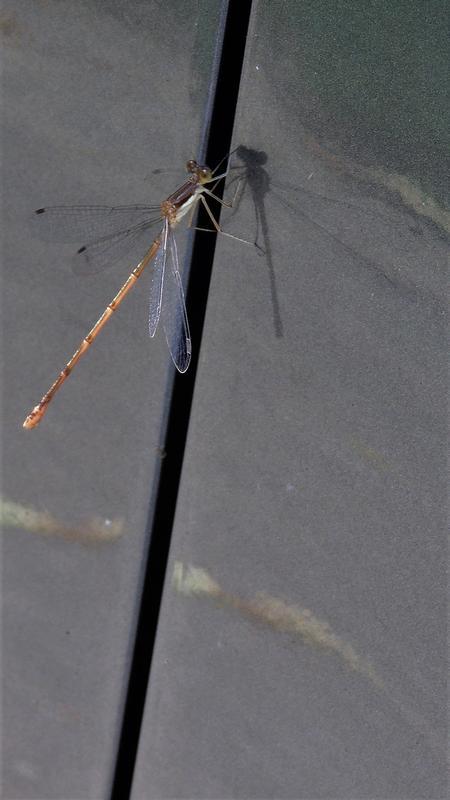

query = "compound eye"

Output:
[[201, 167, 210, 179], [186, 160, 197, 173]]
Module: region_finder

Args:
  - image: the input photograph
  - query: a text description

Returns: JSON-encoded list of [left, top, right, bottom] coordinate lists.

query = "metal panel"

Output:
[[132, 2, 448, 797], [2, 1, 221, 797]]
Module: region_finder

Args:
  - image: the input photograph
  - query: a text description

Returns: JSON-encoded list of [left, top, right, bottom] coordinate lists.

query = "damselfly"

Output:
[[23, 157, 242, 429]]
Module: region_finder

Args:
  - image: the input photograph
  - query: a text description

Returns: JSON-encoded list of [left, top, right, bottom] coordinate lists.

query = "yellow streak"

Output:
[[172, 561, 382, 688], [1, 496, 124, 544]]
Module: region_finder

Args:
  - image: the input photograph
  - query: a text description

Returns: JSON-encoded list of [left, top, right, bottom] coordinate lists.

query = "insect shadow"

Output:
[[227, 146, 285, 338], [224, 145, 404, 341]]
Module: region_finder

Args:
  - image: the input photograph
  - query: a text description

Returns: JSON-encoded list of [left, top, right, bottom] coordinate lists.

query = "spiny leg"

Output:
[[194, 196, 252, 245], [202, 177, 243, 209]]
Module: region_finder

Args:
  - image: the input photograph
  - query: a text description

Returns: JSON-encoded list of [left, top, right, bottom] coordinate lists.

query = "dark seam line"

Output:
[[109, 1, 253, 797]]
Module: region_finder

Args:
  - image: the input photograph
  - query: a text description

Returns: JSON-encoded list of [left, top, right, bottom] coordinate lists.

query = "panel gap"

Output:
[[110, 1, 253, 797]]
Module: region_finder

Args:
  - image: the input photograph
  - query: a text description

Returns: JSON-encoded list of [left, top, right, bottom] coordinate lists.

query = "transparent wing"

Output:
[[161, 227, 191, 373], [33, 205, 161, 242], [73, 218, 161, 276], [33, 205, 162, 276], [148, 220, 168, 337]]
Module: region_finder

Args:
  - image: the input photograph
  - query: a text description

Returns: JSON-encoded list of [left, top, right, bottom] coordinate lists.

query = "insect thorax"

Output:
[[160, 200, 178, 225]]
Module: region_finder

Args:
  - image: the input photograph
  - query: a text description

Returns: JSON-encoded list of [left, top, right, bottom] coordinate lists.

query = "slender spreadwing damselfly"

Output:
[[23, 156, 245, 429]]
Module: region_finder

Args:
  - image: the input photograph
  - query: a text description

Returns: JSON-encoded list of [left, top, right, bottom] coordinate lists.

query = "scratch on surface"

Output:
[[172, 561, 382, 689], [1, 496, 124, 544]]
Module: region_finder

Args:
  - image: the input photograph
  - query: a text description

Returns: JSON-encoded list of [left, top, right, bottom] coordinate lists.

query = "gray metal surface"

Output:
[[131, 3, 448, 798], [2, 1, 221, 797]]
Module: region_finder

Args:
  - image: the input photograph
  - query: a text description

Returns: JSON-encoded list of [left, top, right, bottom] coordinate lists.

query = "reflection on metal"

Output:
[[302, 133, 450, 235], [172, 561, 382, 688], [371, 167, 450, 233], [1, 496, 124, 544]]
